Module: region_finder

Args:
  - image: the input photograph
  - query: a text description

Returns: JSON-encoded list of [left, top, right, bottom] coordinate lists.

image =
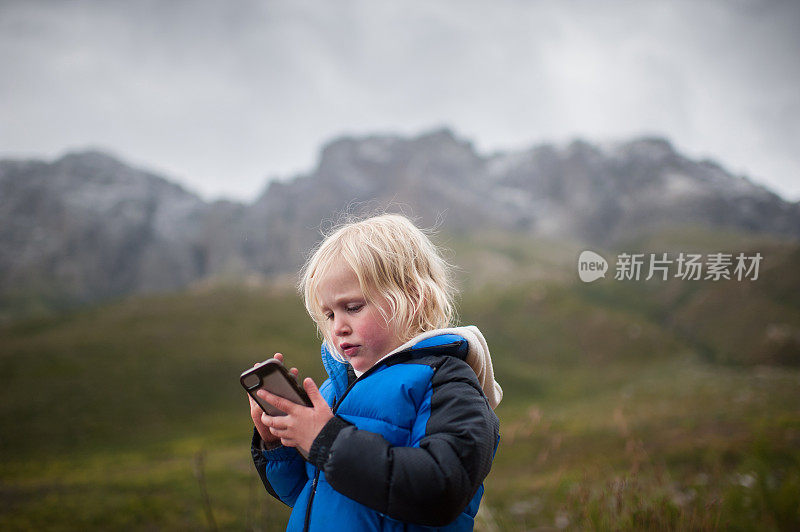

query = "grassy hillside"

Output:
[[1, 232, 799, 530], [461, 282, 800, 530]]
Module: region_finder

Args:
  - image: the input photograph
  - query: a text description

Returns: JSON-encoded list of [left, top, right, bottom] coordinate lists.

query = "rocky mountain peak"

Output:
[[613, 136, 676, 161], [1, 129, 798, 315], [55, 149, 127, 171]]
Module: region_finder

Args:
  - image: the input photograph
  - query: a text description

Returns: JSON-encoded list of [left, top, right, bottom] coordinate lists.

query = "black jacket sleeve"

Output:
[[250, 428, 282, 501], [307, 356, 500, 526]]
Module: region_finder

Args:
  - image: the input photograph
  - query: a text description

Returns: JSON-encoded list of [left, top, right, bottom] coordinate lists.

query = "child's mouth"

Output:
[[341, 344, 359, 356]]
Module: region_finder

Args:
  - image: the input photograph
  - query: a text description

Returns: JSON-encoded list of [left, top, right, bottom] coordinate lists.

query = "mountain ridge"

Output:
[[1, 128, 798, 313]]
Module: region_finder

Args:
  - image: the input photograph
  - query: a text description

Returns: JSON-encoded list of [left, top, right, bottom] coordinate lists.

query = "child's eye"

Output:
[[324, 312, 334, 320], [346, 304, 363, 313]]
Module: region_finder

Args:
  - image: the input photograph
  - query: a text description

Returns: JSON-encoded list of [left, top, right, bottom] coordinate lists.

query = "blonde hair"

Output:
[[299, 214, 457, 355]]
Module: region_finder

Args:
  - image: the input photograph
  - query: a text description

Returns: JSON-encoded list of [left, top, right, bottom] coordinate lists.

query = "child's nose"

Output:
[[334, 316, 351, 335]]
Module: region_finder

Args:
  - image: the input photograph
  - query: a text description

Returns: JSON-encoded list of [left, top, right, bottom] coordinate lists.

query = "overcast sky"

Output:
[[1, 0, 799, 202]]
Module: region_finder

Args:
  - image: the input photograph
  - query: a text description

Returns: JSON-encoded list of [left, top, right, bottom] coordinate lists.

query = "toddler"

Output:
[[248, 213, 502, 531]]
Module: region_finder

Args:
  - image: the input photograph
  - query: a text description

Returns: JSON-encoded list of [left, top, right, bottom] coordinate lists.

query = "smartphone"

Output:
[[240, 359, 312, 417]]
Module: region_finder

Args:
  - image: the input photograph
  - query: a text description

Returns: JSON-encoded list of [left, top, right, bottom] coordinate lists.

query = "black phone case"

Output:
[[240, 359, 312, 417]]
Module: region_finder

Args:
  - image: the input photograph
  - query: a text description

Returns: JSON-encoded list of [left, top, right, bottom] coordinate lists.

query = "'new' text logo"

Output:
[[578, 250, 608, 283]]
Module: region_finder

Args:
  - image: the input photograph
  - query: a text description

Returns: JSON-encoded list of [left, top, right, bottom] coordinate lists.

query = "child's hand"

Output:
[[257, 377, 333, 455], [248, 353, 299, 445]]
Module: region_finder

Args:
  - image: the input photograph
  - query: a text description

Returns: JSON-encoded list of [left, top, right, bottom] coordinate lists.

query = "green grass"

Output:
[[480, 355, 800, 531], [1, 241, 799, 530]]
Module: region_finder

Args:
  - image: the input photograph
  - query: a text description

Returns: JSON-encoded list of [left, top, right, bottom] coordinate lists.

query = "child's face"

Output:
[[318, 260, 404, 373]]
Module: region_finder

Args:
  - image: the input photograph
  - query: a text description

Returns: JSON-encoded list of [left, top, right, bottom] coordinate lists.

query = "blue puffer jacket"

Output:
[[251, 330, 501, 531]]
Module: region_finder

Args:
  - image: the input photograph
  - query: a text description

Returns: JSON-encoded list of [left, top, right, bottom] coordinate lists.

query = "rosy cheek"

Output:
[[358, 317, 384, 341]]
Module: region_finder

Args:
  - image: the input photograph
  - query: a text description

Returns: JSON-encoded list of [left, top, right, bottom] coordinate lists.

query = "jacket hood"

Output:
[[321, 325, 503, 409]]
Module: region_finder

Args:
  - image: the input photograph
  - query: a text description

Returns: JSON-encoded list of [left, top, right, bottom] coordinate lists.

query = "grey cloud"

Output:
[[1, 0, 798, 200]]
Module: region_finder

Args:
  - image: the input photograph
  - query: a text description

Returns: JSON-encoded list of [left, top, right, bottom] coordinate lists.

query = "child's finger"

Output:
[[258, 388, 297, 415], [247, 394, 263, 417], [261, 413, 288, 430], [290, 367, 299, 377], [303, 378, 328, 410]]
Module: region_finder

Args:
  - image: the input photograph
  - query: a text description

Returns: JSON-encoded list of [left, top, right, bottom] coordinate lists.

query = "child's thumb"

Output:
[[303, 378, 327, 409]]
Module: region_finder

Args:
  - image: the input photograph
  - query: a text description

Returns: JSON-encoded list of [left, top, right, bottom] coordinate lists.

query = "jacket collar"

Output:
[[321, 331, 469, 398]]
